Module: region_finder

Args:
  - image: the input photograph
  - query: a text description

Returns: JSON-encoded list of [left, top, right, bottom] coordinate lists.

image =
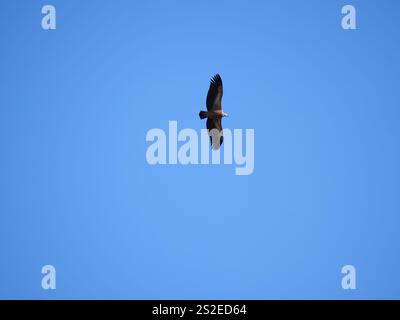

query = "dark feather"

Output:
[[206, 74, 223, 111]]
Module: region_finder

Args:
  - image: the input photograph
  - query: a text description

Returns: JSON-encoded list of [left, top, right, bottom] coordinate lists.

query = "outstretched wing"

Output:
[[206, 74, 223, 111], [207, 118, 224, 150]]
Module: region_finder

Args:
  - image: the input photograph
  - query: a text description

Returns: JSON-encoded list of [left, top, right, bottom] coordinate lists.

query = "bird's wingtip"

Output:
[[210, 73, 222, 85]]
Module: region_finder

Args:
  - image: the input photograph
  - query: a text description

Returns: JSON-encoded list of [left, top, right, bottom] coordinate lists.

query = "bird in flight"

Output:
[[199, 74, 228, 150]]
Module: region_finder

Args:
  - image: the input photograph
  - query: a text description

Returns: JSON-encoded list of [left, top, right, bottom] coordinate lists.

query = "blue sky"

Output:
[[0, 0, 400, 299]]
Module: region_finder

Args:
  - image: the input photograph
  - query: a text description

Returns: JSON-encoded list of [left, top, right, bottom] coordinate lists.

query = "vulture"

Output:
[[199, 74, 228, 150]]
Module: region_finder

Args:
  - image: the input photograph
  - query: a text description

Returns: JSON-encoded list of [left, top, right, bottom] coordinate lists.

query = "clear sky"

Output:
[[1, 0, 400, 299]]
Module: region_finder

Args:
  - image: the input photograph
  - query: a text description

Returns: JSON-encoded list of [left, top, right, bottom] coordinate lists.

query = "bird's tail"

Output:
[[199, 111, 208, 119]]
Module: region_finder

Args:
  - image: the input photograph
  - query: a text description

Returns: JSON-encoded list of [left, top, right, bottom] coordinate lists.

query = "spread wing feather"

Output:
[[206, 74, 223, 111]]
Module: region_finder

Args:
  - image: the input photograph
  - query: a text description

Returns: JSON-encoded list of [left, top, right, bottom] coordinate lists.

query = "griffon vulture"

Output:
[[199, 74, 228, 150]]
